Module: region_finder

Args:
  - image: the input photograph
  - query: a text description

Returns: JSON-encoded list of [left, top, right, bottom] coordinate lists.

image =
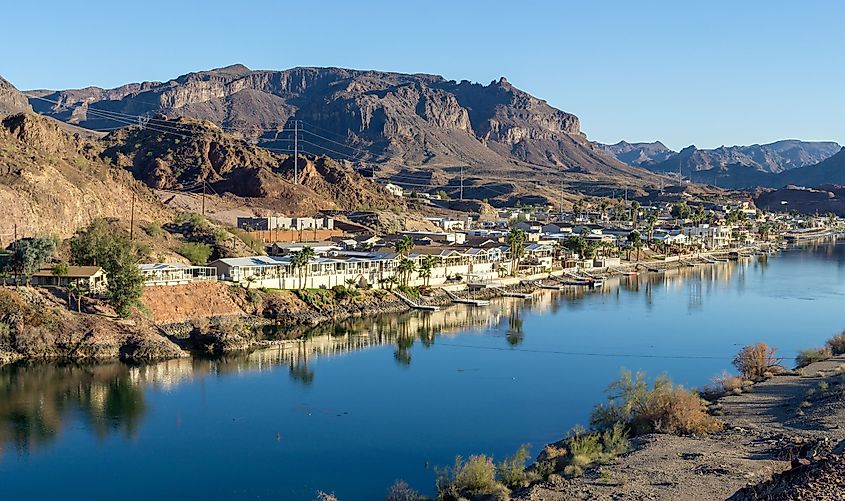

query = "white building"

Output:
[[138, 263, 218, 286]]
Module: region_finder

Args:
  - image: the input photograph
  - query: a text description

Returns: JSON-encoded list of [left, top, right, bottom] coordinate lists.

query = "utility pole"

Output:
[[294, 120, 299, 185], [460, 166, 464, 201], [201, 181, 207, 216], [558, 179, 563, 218], [129, 192, 136, 241]]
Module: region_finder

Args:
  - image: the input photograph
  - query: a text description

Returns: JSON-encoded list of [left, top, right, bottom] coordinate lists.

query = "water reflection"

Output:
[[2, 237, 843, 460]]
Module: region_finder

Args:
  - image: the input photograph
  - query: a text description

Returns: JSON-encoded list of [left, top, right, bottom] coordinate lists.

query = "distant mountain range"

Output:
[[26, 64, 660, 203], [600, 140, 842, 189]]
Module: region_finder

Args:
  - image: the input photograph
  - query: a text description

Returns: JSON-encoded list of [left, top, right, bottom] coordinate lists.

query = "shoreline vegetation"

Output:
[[0, 244, 770, 366]]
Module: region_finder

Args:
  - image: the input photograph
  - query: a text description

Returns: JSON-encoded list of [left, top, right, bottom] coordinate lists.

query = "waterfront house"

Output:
[[30, 266, 107, 292], [138, 263, 218, 286]]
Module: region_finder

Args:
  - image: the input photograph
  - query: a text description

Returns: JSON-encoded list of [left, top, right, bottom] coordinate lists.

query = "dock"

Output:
[[444, 289, 490, 306], [491, 286, 534, 299], [392, 290, 440, 311]]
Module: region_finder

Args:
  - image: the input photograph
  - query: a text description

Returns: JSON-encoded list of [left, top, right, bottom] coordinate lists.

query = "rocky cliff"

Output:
[[0, 112, 167, 239], [30, 65, 660, 201], [597, 140, 676, 166], [0, 76, 32, 116]]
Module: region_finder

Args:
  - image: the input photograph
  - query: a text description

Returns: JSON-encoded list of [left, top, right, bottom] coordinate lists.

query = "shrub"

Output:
[[385, 480, 423, 501], [144, 221, 163, 237], [495, 444, 534, 489], [229, 227, 265, 254], [705, 371, 745, 398], [591, 370, 723, 436], [826, 332, 845, 355], [534, 424, 629, 478], [733, 342, 781, 380], [796, 347, 832, 368], [436, 454, 509, 501], [178, 243, 213, 265]]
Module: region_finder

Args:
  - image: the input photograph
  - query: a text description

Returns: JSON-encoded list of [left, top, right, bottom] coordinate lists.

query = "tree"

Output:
[[671, 202, 691, 220], [563, 235, 588, 258], [394, 235, 414, 256], [418, 255, 439, 287], [507, 228, 527, 276], [52, 262, 70, 309], [11, 236, 56, 285], [627, 231, 643, 261], [300, 246, 316, 288], [396, 257, 417, 286], [630, 201, 641, 224], [70, 219, 144, 317], [646, 213, 658, 242]]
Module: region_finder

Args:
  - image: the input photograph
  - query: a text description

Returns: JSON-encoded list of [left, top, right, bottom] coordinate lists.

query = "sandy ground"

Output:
[[516, 357, 845, 500]]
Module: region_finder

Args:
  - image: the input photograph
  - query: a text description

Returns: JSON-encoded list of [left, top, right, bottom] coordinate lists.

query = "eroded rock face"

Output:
[[0, 75, 32, 116], [31, 65, 631, 175]]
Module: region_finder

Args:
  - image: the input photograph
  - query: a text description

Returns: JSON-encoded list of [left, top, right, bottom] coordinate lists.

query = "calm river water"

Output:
[[2, 239, 845, 500]]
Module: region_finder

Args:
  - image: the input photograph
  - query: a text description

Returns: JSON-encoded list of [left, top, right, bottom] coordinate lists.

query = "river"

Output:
[[2, 239, 845, 500]]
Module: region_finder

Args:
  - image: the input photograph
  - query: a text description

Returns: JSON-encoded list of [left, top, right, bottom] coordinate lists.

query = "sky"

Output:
[[3, 0, 843, 150]]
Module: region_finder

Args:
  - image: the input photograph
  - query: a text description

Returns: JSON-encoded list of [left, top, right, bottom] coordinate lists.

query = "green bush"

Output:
[[826, 332, 845, 355], [177, 243, 213, 265], [397, 284, 420, 299], [591, 370, 723, 436], [385, 480, 423, 501], [144, 221, 163, 237], [495, 444, 535, 489], [796, 347, 832, 368], [436, 454, 509, 501]]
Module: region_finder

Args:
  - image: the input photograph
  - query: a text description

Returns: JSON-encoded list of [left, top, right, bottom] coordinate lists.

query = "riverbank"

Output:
[[514, 355, 845, 500], [0, 245, 774, 366]]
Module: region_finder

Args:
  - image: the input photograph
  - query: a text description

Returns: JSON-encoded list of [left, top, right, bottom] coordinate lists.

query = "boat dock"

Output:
[[393, 290, 440, 311], [444, 289, 490, 306]]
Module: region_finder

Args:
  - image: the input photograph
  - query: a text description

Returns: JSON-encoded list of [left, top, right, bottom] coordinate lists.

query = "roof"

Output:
[[32, 266, 103, 278], [138, 263, 214, 271]]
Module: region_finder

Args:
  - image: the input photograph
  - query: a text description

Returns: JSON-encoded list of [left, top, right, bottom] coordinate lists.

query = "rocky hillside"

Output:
[[30, 64, 661, 201], [597, 140, 675, 166], [0, 112, 167, 239], [778, 148, 845, 187], [100, 116, 400, 212], [0, 76, 32, 116]]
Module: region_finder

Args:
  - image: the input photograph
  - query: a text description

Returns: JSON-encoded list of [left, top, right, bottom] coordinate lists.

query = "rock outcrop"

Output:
[[30, 65, 660, 201], [0, 75, 32, 116]]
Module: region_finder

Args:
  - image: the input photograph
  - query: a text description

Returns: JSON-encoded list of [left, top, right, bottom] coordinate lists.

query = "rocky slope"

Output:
[[99, 116, 400, 212], [0, 112, 167, 239], [778, 147, 845, 187], [597, 140, 675, 166], [0, 76, 32, 116], [29, 64, 661, 202]]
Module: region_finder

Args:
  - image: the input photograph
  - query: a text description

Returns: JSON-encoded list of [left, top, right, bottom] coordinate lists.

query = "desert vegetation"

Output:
[[732, 342, 782, 380]]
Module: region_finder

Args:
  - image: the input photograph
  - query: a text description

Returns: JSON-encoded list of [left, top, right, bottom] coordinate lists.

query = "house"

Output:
[[237, 216, 335, 231], [513, 221, 543, 234], [541, 222, 572, 235], [383, 183, 404, 198], [138, 263, 218, 286], [683, 224, 732, 249], [30, 266, 108, 292]]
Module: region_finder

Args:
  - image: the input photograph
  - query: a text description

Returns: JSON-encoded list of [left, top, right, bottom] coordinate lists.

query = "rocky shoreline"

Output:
[[0, 250, 766, 367], [514, 355, 845, 500]]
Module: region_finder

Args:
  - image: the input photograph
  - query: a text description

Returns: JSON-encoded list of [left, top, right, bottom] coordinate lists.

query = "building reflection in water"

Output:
[[3, 238, 842, 457]]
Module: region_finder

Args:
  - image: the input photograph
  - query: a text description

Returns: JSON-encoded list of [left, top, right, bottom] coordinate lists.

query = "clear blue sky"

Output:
[[3, 0, 843, 150]]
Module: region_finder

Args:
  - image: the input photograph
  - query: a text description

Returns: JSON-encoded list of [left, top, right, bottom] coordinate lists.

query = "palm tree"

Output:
[[244, 275, 257, 290], [507, 227, 527, 276], [396, 258, 417, 286], [627, 231, 643, 261], [394, 235, 414, 256], [344, 277, 357, 289], [300, 246, 316, 289], [417, 256, 440, 286], [646, 214, 658, 242], [630, 201, 640, 224], [290, 251, 305, 289]]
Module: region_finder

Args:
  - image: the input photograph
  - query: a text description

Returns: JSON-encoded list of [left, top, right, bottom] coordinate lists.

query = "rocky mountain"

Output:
[[29, 64, 662, 202], [597, 141, 675, 166], [778, 148, 845, 187], [100, 116, 400, 213], [0, 112, 167, 239], [0, 76, 32, 116], [642, 140, 841, 178]]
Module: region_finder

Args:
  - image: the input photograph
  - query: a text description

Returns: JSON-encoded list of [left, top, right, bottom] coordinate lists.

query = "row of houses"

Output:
[[207, 244, 554, 289]]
